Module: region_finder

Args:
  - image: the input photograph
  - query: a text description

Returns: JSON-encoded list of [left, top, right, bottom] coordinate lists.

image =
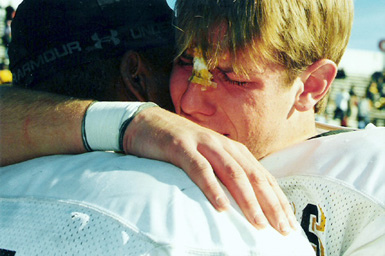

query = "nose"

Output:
[[180, 82, 216, 117]]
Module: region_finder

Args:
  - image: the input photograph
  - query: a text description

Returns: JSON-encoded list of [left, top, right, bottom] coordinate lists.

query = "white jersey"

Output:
[[1, 127, 383, 256], [261, 126, 385, 256], [0, 156, 313, 254]]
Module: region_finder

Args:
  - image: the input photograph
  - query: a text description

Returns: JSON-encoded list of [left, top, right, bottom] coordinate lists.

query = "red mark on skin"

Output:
[[23, 117, 32, 145]]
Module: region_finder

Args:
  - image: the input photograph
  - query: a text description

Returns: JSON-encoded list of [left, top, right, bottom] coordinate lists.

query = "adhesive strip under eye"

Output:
[[189, 47, 217, 91]]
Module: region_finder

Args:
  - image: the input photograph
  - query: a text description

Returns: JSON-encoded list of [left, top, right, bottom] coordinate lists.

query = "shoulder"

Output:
[[262, 126, 385, 205], [261, 127, 385, 255], [0, 152, 314, 256]]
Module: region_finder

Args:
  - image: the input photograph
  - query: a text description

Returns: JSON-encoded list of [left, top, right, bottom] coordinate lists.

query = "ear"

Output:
[[294, 59, 337, 112], [120, 51, 147, 102]]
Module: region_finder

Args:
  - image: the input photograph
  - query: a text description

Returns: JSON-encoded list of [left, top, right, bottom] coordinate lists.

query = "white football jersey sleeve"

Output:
[[262, 126, 385, 255], [0, 152, 314, 255]]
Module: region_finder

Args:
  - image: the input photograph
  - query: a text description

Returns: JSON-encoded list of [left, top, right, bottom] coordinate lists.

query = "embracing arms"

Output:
[[0, 86, 296, 234], [0, 86, 89, 165]]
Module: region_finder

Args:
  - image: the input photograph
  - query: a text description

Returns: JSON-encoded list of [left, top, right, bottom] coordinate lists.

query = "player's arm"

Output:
[[0, 86, 296, 235], [0, 86, 89, 166]]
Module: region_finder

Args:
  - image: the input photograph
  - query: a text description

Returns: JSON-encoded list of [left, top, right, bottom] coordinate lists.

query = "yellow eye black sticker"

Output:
[[189, 47, 217, 91]]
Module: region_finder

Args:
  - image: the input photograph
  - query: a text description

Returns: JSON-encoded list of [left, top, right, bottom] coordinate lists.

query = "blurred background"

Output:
[[320, 0, 385, 128], [1, 0, 384, 128]]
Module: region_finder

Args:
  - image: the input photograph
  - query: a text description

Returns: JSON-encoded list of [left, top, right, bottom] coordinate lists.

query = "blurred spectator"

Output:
[[374, 72, 385, 110], [0, 57, 11, 84], [335, 68, 346, 79], [333, 88, 350, 126], [4, 5, 15, 21], [366, 80, 379, 103], [347, 85, 358, 120], [367, 71, 385, 110], [1, 6, 15, 55], [0, 68, 12, 84], [0, 6, 15, 84], [357, 96, 371, 129]]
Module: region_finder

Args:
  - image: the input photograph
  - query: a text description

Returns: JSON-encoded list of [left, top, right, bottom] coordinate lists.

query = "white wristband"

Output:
[[83, 101, 157, 151]]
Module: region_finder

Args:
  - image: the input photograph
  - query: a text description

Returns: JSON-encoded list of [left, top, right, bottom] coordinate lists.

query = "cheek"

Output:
[[232, 93, 269, 135], [170, 66, 190, 112]]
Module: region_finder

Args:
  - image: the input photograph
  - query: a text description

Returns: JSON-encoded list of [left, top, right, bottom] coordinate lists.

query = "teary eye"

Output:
[[216, 69, 248, 87]]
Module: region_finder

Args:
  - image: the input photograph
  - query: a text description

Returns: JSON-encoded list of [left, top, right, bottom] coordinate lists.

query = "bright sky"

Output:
[[349, 0, 385, 52], [2, 0, 384, 52], [0, 0, 21, 9]]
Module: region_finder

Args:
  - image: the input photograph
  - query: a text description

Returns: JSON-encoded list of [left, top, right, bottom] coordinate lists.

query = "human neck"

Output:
[[286, 111, 318, 145], [257, 112, 318, 160]]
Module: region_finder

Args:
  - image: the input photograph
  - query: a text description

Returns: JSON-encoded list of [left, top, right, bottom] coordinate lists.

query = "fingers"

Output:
[[233, 147, 297, 235], [181, 135, 296, 235], [267, 174, 299, 230], [172, 144, 231, 212], [247, 168, 292, 235], [197, 144, 270, 230], [205, 140, 296, 235]]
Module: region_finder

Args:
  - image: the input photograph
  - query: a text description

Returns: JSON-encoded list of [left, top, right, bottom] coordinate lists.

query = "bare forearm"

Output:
[[0, 87, 91, 166]]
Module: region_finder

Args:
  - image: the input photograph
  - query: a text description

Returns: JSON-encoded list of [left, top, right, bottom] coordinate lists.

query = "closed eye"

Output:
[[216, 69, 248, 87]]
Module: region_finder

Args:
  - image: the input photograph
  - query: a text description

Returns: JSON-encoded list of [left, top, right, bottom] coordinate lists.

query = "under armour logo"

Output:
[[91, 30, 120, 49]]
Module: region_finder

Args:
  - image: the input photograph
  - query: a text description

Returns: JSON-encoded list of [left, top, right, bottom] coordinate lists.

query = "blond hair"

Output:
[[175, 0, 354, 113]]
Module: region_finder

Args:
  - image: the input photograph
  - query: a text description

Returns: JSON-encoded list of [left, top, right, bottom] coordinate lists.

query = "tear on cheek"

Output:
[[189, 47, 217, 91]]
